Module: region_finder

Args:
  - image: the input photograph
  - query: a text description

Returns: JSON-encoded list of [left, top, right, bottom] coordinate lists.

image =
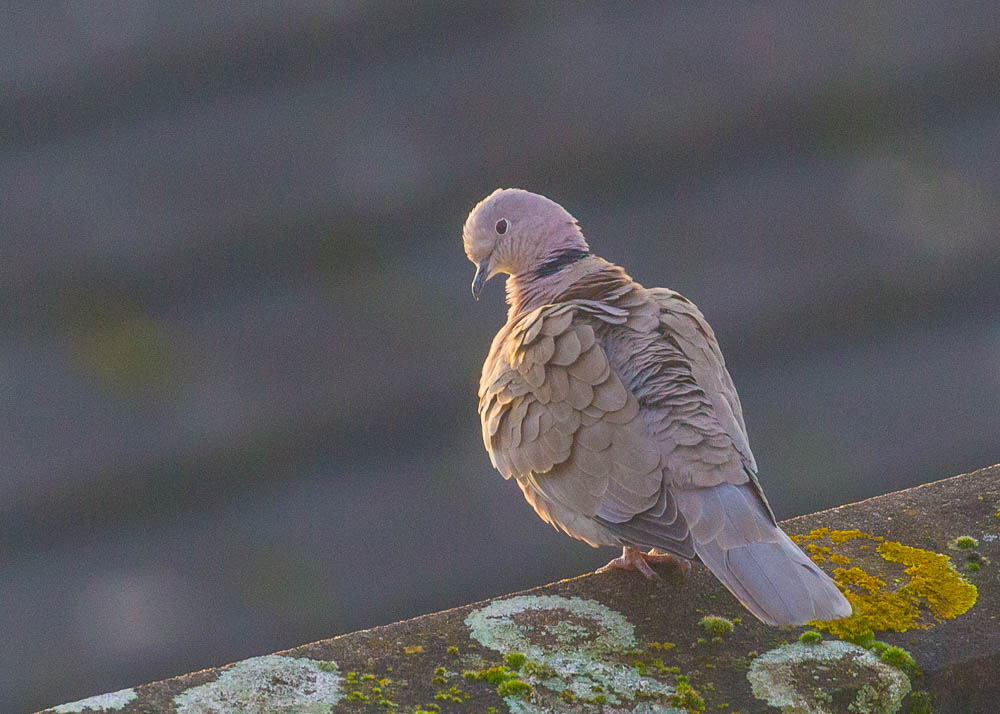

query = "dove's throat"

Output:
[[505, 254, 625, 317]]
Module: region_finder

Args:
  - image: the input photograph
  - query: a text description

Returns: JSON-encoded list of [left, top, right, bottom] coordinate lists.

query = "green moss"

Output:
[[879, 646, 921, 677], [430, 675, 446, 686], [647, 640, 676, 651], [799, 631, 823, 644], [520, 660, 555, 678], [968, 562, 981, 571], [847, 631, 877, 648], [503, 652, 526, 670], [954, 536, 978, 549], [339, 669, 396, 708], [316, 660, 338, 672], [463, 665, 512, 685], [462, 661, 541, 702], [496, 678, 533, 698], [698, 615, 734, 638], [906, 690, 933, 713], [433, 685, 469, 703], [672, 675, 706, 712], [445, 646, 459, 656]]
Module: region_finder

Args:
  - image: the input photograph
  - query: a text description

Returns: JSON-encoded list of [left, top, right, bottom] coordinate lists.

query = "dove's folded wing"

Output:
[[635, 288, 850, 624], [479, 303, 694, 556]]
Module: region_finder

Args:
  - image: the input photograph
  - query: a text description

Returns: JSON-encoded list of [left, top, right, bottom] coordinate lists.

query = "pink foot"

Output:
[[598, 547, 691, 580]]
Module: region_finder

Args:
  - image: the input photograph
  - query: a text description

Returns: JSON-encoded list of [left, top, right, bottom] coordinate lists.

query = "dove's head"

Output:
[[463, 188, 589, 299]]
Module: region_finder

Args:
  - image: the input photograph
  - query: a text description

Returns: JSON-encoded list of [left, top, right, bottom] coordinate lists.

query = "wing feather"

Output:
[[479, 303, 680, 551]]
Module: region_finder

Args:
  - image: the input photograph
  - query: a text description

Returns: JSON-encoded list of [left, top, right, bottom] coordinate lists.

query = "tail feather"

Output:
[[675, 483, 852, 626], [696, 529, 851, 625]]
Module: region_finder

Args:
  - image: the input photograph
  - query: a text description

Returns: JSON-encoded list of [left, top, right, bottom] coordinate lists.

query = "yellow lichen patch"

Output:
[[797, 530, 978, 641], [790, 527, 829, 545], [403, 645, 424, 655], [835, 567, 886, 595], [823, 568, 922, 640], [806, 543, 834, 564], [830, 529, 877, 545], [878, 540, 978, 621]]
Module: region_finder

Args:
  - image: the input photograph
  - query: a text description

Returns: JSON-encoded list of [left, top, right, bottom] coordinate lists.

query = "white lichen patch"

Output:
[[466, 594, 681, 713], [466, 594, 636, 659], [747, 641, 910, 714], [50, 688, 137, 713], [173, 655, 343, 714]]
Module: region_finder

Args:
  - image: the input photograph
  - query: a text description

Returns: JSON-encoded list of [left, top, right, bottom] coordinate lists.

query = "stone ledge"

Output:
[[41, 464, 999, 714]]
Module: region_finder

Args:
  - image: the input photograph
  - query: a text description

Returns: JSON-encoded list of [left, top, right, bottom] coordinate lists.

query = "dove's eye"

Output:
[[495, 218, 508, 235]]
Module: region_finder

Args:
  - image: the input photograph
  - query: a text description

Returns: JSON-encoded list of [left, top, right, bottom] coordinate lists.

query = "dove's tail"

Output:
[[675, 483, 852, 626]]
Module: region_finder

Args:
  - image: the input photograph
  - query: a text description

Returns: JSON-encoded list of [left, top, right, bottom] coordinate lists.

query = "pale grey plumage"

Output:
[[466, 188, 851, 626]]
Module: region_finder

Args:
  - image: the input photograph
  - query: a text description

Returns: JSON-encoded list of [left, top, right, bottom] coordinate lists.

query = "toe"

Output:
[[635, 558, 661, 580]]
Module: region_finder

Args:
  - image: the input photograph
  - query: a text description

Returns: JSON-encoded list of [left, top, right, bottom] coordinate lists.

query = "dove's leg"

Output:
[[598, 546, 690, 579], [599, 547, 659, 578]]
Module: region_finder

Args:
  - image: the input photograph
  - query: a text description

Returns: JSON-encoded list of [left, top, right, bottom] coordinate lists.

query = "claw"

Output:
[[598, 546, 661, 580], [597, 546, 691, 580]]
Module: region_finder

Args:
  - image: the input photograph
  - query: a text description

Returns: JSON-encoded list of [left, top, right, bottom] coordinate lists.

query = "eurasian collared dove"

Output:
[[464, 188, 851, 626]]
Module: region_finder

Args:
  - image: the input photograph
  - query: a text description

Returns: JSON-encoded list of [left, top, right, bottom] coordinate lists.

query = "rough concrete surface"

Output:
[[40, 464, 999, 713]]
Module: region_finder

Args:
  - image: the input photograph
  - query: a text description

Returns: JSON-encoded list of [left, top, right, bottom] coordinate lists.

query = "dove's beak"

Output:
[[471, 260, 491, 300]]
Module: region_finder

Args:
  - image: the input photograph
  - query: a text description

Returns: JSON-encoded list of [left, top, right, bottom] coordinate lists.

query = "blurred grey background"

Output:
[[3, 2, 999, 711]]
